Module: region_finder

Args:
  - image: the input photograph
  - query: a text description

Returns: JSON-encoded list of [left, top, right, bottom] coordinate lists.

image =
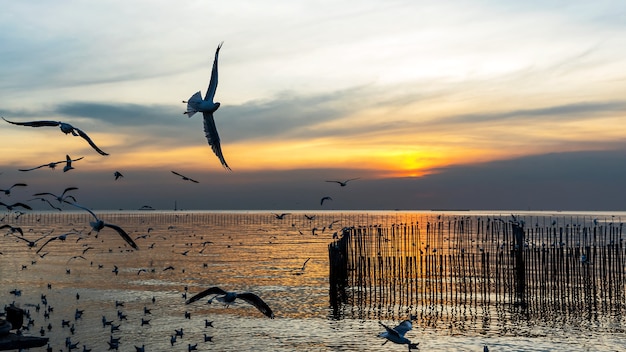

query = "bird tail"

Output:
[[183, 91, 203, 117]]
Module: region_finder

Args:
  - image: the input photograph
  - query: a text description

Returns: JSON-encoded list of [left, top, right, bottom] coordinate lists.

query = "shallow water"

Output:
[[1, 211, 625, 351]]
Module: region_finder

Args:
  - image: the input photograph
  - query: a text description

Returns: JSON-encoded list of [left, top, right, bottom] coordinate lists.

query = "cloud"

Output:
[[439, 101, 626, 125], [54, 102, 177, 126]]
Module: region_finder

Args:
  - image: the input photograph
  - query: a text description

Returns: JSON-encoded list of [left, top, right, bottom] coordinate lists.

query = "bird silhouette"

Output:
[[171, 171, 199, 183], [36, 232, 82, 254], [0, 183, 27, 195], [183, 42, 230, 170], [0, 201, 32, 211], [33, 187, 78, 204], [19, 155, 84, 172], [378, 320, 419, 350], [186, 286, 274, 318], [4, 229, 50, 248], [64, 201, 138, 250], [325, 178, 360, 187], [320, 196, 333, 206], [2, 117, 109, 155], [272, 213, 290, 220]]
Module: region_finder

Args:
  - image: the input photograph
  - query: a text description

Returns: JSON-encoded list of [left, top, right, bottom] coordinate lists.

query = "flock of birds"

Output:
[[4, 281, 271, 351], [0, 207, 435, 351], [0, 41, 425, 351]]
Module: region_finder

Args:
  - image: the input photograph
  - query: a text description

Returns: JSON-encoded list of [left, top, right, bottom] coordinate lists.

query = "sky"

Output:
[[1, 0, 626, 211]]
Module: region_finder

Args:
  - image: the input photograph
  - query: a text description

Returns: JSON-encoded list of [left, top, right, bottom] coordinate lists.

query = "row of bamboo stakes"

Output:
[[329, 215, 626, 326]]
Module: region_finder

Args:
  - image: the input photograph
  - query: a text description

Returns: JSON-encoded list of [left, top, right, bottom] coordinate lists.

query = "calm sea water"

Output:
[[1, 210, 626, 351]]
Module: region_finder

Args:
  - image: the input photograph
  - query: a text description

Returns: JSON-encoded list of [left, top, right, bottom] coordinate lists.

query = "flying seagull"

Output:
[[171, 171, 199, 183], [0, 183, 27, 195], [19, 155, 84, 172], [186, 286, 274, 318], [33, 186, 78, 204], [2, 117, 109, 156], [325, 178, 360, 187], [378, 320, 419, 350], [36, 231, 82, 254], [64, 201, 139, 250], [182, 42, 231, 170], [28, 197, 62, 211], [320, 196, 333, 206], [272, 213, 290, 220], [114, 171, 123, 180], [4, 229, 50, 248], [0, 224, 24, 236]]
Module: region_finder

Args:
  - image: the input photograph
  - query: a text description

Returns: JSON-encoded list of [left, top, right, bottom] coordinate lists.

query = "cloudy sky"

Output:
[[1, 1, 626, 211]]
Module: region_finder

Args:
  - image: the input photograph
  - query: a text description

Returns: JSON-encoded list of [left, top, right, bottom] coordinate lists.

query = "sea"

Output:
[[1, 210, 626, 351]]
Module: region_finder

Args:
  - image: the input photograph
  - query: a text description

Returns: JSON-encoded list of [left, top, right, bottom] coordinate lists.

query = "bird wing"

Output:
[[72, 127, 109, 156], [8, 233, 34, 245], [29, 197, 62, 211], [0, 224, 23, 235], [61, 187, 79, 196], [203, 112, 230, 170], [32, 192, 55, 197], [204, 42, 223, 102], [301, 258, 310, 270], [103, 223, 139, 250], [10, 202, 32, 210], [171, 171, 185, 178], [379, 322, 402, 339], [2, 117, 60, 128], [64, 201, 98, 221], [392, 320, 413, 336], [236, 292, 274, 318], [186, 286, 228, 304], [19, 162, 59, 171], [36, 236, 59, 254]]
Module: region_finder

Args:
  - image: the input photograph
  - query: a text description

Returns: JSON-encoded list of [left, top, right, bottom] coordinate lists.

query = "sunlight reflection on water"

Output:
[[1, 211, 625, 351]]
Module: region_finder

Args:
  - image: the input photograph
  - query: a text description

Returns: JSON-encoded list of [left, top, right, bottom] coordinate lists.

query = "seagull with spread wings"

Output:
[[182, 42, 231, 170], [28, 197, 62, 211], [171, 171, 199, 183], [2, 117, 109, 155], [36, 231, 83, 254], [64, 201, 138, 250], [320, 196, 333, 206], [325, 178, 360, 187], [2, 226, 51, 248], [0, 183, 27, 195], [186, 286, 274, 318], [19, 155, 84, 172], [378, 320, 419, 350], [33, 187, 78, 204], [272, 213, 290, 220]]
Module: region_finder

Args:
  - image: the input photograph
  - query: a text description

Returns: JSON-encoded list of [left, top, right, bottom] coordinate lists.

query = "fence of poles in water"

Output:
[[329, 215, 626, 325], [6, 211, 421, 229]]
